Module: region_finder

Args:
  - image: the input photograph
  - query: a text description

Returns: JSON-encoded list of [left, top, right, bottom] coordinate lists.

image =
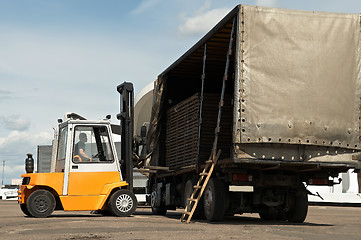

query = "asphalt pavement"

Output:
[[0, 201, 360, 240]]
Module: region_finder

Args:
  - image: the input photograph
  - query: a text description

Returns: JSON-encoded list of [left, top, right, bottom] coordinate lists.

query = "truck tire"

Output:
[[259, 207, 286, 221], [203, 178, 225, 222], [108, 189, 137, 217], [20, 203, 31, 217], [26, 189, 56, 218], [184, 179, 204, 219], [259, 207, 277, 221], [286, 191, 308, 223], [151, 204, 167, 215], [150, 184, 167, 215]]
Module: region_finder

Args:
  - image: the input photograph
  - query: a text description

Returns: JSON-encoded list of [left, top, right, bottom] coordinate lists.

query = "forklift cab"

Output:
[[18, 116, 137, 218], [56, 119, 124, 197], [19, 82, 137, 218]]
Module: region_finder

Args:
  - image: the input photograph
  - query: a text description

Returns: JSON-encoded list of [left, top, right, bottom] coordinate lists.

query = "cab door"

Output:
[[67, 125, 121, 195]]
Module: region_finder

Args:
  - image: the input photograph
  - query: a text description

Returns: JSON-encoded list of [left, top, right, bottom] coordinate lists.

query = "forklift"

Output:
[[18, 83, 139, 218]]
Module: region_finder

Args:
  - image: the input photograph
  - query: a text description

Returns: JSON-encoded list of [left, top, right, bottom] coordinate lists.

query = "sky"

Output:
[[1, 0, 361, 185]]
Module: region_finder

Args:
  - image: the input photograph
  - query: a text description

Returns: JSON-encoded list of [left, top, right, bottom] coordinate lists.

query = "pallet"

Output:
[[165, 93, 232, 169]]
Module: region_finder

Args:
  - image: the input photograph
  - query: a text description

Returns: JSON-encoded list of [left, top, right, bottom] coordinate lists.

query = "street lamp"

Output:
[[1, 161, 4, 187]]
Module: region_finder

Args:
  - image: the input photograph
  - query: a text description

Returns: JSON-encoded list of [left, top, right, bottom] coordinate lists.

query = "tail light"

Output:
[[232, 173, 252, 182], [308, 178, 330, 185]]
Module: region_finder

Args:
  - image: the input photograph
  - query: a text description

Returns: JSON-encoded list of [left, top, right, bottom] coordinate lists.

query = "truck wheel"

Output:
[[259, 207, 277, 221], [259, 207, 286, 221], [203, 178, 225, 221], [184, 179, 204, 219], [108, 189, 137, 217], [150, 187, 167, 215], [286, 191, 308, 223], [26, 189, 55, 218], [20, 204, 31, 217]]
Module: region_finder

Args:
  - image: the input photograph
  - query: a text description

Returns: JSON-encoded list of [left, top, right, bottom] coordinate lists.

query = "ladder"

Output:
[[180, 150, 221, 223], [180, 17, 236, 223]]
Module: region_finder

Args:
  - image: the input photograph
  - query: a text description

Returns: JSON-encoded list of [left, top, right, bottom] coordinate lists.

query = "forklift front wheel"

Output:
[[108, 189, 137, 217], [20, 204, 31, 217], [26, 189, 56, 218]]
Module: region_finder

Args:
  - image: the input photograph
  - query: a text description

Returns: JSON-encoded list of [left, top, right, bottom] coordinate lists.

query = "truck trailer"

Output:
[[144, 5, 361, 222]]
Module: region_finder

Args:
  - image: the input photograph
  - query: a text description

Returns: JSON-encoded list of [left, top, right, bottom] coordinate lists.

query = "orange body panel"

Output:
[[60, 179, 128, 211], [67, 171, 121, 196], [60, 196, 106, 211], [19, 171, 128, 211], [18, 173, 64, 204], [22, 173, 64, 193], [62, 171, 127, 210]]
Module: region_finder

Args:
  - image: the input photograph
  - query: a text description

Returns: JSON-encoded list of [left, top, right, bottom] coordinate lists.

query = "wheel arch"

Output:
[[98, 181, 129, 210], [24, 185, 63, 210]]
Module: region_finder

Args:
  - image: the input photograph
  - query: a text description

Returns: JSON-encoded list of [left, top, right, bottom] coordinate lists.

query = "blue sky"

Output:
[[1, 0, 361, 184]]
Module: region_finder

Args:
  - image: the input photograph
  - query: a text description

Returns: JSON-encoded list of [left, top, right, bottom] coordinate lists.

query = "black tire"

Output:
[[20, 203, 31, 217], [259, 208, 276, 221], [150, 184, 167, 215], [203, 178, 225, 222], [184, 179, 204, 219], [259, 207, 286, 221], [286, 191, 308, 223], [151, 204, 167, 215], [90, 209, 113, 216], [26, 189, 56, 218], [108, 189, 137, 217]]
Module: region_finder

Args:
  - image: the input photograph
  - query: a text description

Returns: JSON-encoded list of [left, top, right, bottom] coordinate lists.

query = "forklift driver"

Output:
[[74, 133, 93, 162]]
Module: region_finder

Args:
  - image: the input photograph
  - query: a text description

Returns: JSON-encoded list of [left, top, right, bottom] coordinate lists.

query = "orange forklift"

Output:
[[18, 83, 139, 218]]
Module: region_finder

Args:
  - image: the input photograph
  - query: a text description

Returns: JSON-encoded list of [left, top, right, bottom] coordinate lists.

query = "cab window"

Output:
[[56, 126, 68, 172], [57, 126, 68, 161], [73, 126, 114, 163]]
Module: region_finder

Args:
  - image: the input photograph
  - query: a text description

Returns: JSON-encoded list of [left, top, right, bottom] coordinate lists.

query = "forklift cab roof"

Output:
[[58, 112, 121, 135]]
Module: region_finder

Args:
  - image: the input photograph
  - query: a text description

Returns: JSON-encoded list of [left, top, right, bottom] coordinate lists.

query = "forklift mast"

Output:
[[117, 82, 134, 191]]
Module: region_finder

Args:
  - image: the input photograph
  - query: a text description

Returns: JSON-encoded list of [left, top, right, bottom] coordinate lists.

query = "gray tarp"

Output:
[[148, 5, 361, 162], [238, 5, 361, 149]]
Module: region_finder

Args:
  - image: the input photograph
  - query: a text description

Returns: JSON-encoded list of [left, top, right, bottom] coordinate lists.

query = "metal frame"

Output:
[[196, 44, 207, 172], [117, 82, 134, 191]]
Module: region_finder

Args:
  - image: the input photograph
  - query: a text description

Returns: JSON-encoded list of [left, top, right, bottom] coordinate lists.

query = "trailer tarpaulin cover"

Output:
[[148, 5, 361, 158], [239, 6, 361, 149]]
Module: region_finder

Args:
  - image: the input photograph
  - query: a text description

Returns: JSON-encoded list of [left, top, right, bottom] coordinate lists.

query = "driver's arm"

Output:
[[79, 149, 92, 161]]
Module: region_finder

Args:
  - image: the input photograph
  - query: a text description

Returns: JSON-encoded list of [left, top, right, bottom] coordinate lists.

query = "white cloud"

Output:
[[1, 164, 27, 185], [0, 130, 52, 157], [3, 164, 24, 176], [256, 0, 279, 8], [0, 130, 52, 183], [178, 3, 231, 37], [0, 115, 30, 131]]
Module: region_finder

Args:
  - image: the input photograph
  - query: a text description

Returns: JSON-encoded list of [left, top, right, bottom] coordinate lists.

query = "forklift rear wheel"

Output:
[[108, 189, 137, 217], [20, 203, 31, 217], [26, 189, 56, 218]]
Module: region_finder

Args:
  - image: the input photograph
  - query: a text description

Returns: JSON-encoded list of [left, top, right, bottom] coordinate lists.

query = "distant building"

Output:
[[11, 179, 22, 186]]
